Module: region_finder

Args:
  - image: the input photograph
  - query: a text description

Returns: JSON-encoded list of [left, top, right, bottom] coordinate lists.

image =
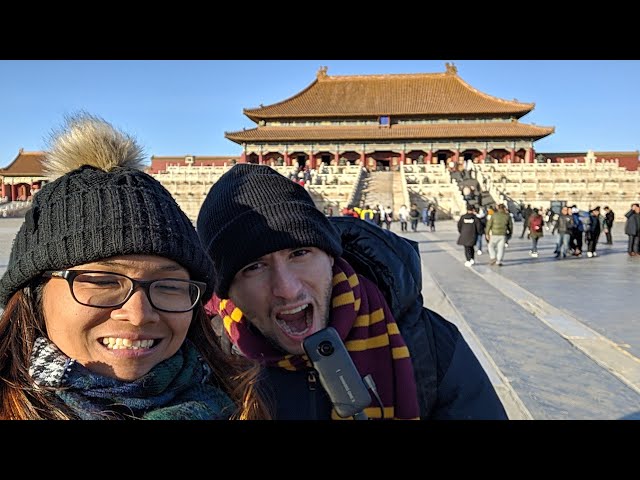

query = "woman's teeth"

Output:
[[102, 338, 156, 350]]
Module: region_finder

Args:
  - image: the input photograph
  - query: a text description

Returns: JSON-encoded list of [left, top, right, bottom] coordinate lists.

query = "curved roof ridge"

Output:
[[0, 150, 46, 174], [19, 150, 45, 155], [244, 78, 319, 116], [322, 71, 448, 82], [453, 75, 534, 110]]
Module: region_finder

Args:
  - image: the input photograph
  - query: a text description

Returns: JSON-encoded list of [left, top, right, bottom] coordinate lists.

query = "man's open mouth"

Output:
[[275, 304, 313, 337]]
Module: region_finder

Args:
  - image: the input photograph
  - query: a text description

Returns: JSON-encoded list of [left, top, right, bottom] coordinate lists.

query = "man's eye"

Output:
[[243, 263, 262, 273], [291, 249, 310, 258]]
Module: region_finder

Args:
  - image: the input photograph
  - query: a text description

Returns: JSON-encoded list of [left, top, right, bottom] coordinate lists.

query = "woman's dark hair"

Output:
[[188, 304, 271, 419]]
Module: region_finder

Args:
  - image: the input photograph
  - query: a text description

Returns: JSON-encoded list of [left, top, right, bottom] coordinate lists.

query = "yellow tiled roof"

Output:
[[0, 151, 46, 176], [244, 68, 534, 121], [225, 122, 554, 143]]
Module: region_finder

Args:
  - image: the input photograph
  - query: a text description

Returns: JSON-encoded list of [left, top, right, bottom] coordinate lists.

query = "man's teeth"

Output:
[[279, 304, 309, 315], [102, 338, 156, 350], [277, 317, 312, 335]]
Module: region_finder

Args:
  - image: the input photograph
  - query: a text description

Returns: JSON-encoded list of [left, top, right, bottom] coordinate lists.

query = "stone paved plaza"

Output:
[[1, 215, 639, 420], [395, 218, 640, 420]]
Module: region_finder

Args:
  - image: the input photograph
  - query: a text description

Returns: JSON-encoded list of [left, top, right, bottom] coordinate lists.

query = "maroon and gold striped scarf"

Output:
[[210, 257, 420, 420]]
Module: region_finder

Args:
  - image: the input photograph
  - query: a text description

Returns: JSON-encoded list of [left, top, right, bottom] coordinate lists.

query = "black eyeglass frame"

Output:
[[42, 269, 207, 313]]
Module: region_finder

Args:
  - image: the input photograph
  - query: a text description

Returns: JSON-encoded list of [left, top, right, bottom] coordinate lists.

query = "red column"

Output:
[[360, 151, 365, 164], [11, 184, 17, 201], [453, 150, 460, 163], [240, 151, 246, 163], [334, 151, 340, 164], [525, 148, 533, 163], [510, 148, 516, 163], [0, 182, 5, 199], [426, 150, 433, 164], [258, 152, 263, 165], [284, 152, 289, 166], [482, 149, 487, 162], [400, 151, 406, 165], [309, 152, 315, 168]]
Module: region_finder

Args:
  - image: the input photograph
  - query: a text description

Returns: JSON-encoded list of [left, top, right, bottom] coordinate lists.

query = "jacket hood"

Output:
[[329, 216, 423, 319]]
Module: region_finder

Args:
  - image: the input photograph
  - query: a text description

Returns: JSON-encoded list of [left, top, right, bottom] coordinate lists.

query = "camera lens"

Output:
[[317, 341, 334, 356]]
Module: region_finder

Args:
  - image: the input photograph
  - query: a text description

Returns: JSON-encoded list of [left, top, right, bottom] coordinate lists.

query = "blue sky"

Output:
[[1, 60, 638, 167]]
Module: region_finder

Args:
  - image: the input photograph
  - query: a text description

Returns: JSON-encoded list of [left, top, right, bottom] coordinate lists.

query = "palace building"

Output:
[[0, 149, 46, 202], [3, 64, 638, 214], [223, 63, 556, 171]]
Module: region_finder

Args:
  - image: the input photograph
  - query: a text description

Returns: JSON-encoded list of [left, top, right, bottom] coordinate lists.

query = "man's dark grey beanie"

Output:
[[0, 165, 215, 307], [196, 164, 343, 298]]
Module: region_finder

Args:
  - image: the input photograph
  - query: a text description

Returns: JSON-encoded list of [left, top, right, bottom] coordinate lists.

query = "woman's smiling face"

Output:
[[42, 255, 194, 381]]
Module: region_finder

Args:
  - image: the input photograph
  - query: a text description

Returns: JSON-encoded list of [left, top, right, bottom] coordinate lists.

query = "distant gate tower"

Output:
[[225, 63, 555, 171]]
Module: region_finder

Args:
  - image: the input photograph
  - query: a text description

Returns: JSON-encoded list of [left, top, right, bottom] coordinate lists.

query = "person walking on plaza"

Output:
[[428, 205, 437, 232], [520, 204, 533, 239], [527, 208, 544, 258], [398, 204, 409, 232], [409, 203, 420, 232], [570, 206, 584, 256], [196, 164, 508, 420], [0, 113, 269, 420], [485, 204, 513, 266], [458, 205, 482, 267], [603, 206, 615, 245], [552, 206, 574, 259], [383, 205, 393, 230], [475, 207, 487, 255], [585, 206, 602, 258], [360, 204, 375, 224], [624, 203, 640, 256]]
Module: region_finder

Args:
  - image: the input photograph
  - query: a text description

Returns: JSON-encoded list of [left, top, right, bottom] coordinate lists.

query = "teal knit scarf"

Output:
[[29, 336, 235, 420]]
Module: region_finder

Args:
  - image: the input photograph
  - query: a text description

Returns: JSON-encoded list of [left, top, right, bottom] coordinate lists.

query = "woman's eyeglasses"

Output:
[[42, 270, 206, 313]]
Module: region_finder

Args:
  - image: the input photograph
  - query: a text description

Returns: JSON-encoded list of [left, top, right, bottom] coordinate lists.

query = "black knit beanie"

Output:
[[196, 164, 343, 298], [0, 166, 214, 307], [0, 116, 214, 308]]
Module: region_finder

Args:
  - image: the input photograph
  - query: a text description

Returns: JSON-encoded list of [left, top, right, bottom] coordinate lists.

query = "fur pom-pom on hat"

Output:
[[43, 112, 146, 179], [0, 112, 214, 307]]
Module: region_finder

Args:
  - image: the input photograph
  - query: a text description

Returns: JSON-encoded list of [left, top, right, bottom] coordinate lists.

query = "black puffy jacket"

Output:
[[218, 217, 508, 419], [328, 216, 507, 419]]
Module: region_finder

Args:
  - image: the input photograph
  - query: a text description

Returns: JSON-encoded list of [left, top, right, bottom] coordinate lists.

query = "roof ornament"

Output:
[[317, 66, 328, 79], [445, 62, 458, 75]]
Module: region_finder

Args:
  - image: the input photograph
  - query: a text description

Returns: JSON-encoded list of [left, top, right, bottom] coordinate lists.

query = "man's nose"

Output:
[[270, 265, 301, 299]]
